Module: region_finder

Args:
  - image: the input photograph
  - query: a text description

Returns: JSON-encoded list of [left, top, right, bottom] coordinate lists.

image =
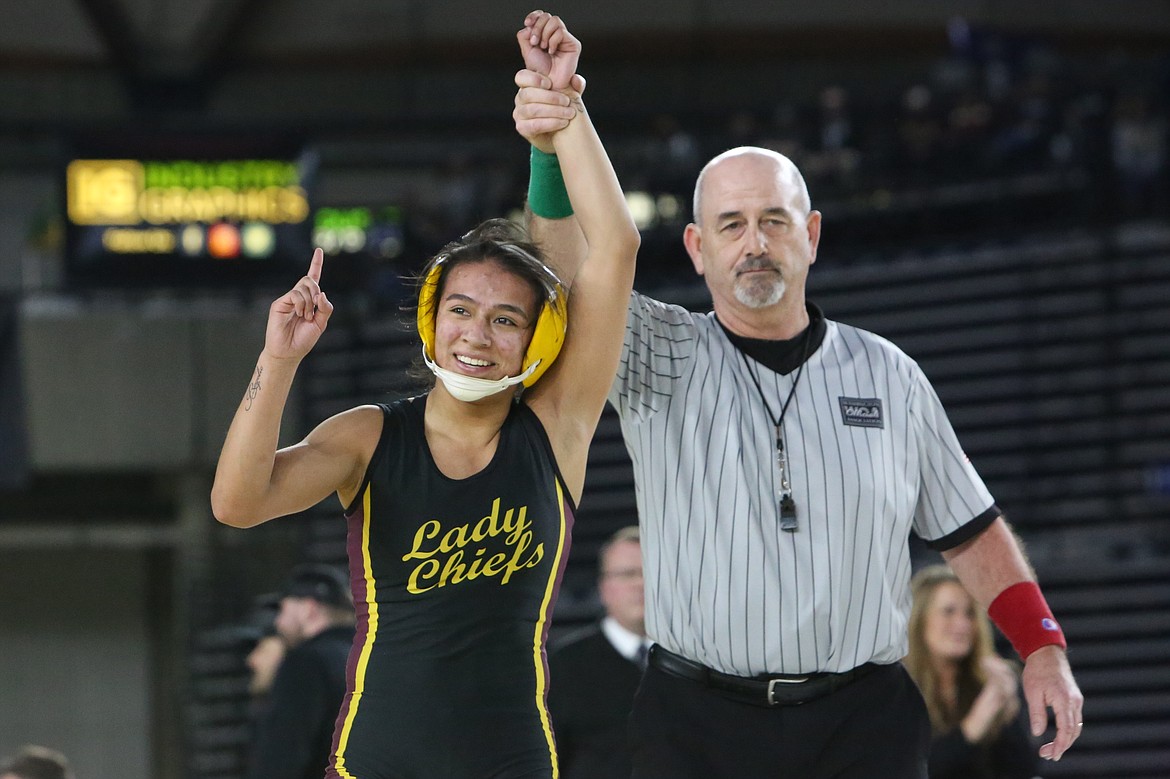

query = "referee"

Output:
[[515, 87, 1084, 777]]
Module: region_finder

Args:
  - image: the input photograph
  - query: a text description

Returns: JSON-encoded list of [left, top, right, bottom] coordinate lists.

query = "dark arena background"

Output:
[[0, 1, 1168, 777]]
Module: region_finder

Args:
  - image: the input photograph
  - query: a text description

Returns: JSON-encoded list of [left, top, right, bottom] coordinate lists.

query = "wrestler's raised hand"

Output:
[[264, 248, 334, 361], [517, 10, 580, 91]]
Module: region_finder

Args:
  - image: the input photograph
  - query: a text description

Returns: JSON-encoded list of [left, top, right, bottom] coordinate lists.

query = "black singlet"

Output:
[[325, 395, 575, 779]]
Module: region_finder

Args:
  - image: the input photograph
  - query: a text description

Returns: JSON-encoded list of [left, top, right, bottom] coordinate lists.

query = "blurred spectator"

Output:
[[805, 85, 863, 194], [438, 152, 482, 235], [757, 99, 807, 177], [816, 85, 855, 154], [1110, 89, 1169, 218], [649, 113, 702, 193], [247, 563, 355, 779], [903, 565, 1039, 779], [976, 34, 1017, 104], [549, 526, 649, 779], [991, 73, 1057, 173], [0, 745, 73, 779], [1049, 92, 1109, 172], [896, 84, 944, 182], [722, 109, 765, 151], [943, 89, 995, 175]]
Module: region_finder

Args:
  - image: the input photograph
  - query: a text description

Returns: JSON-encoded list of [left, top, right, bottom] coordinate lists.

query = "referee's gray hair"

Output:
[[692, 146, 813, 225]]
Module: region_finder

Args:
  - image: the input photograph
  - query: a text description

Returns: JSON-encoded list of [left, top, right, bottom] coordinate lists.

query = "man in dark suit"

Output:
[[247, 563, 355, 779], [550, 526, 649, 779]]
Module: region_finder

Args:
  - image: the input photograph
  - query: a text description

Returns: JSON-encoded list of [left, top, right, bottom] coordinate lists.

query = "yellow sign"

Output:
[[101, 228, 176, 254], [67, 160, 144, 225], [66, 159, 310, 227]]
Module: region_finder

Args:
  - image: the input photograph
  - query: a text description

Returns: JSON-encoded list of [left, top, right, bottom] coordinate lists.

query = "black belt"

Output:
[[648, 645, 880, 707]]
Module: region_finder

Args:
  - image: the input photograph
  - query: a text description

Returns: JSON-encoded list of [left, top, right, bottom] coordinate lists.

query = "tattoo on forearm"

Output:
[[244, 365, 263, 411]]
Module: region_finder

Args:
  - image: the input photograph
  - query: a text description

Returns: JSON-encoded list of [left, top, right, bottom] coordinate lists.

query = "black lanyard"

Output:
[[739, 328, 812, 532]]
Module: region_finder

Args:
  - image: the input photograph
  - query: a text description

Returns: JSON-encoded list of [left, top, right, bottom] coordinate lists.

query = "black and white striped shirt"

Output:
[[607, 291, 996, 676]]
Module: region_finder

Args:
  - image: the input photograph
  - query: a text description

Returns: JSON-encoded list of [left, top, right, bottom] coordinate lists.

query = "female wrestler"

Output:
[[212, 12, 638, 777]]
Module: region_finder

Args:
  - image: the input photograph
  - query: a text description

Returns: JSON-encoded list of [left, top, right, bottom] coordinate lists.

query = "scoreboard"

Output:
[[64, 150, 316, 285]]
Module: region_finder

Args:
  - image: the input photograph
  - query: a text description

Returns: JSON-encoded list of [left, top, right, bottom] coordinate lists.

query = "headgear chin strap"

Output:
[[417, 256, 568, 399], [423, 350, 537, 402]]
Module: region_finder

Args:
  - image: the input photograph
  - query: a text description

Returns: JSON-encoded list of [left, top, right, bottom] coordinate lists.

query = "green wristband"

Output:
[[527, 146, 574, 219]]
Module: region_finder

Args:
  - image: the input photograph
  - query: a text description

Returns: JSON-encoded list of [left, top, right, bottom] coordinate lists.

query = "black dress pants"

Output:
[[629, 661, 930, 779]]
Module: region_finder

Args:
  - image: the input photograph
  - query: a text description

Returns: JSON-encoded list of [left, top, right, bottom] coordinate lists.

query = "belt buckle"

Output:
[[766, 675, 810, 706]]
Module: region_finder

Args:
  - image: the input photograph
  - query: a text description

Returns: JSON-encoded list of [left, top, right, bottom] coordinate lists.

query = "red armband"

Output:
[[987, 581, 1067, 660]]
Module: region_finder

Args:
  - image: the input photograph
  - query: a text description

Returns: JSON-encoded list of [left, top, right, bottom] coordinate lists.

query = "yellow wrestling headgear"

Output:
[[416, 221, 568, 390]]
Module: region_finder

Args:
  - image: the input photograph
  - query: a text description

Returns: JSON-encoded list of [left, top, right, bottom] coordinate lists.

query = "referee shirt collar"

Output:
[[718, 301, 827, 375]]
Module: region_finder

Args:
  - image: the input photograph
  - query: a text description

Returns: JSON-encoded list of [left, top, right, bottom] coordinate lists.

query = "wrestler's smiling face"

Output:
[[434, 259, 538, 381]]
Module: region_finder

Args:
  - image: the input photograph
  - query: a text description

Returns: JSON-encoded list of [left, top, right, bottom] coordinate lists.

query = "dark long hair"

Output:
[[405, 217, 562, 386], [417, 217, 559, 328]]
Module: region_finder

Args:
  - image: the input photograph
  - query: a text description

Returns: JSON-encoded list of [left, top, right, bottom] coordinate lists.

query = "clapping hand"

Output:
[[961, 655, 1021, 744], [982, 655, 1021, 722]]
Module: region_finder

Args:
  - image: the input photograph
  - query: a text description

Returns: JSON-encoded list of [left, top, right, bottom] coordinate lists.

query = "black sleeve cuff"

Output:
[[925, 504, 1001, 552]]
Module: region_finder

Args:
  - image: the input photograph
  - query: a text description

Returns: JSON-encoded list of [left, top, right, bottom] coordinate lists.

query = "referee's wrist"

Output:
[[987, 581, 1066, 660], [527, 146, 573, 220]]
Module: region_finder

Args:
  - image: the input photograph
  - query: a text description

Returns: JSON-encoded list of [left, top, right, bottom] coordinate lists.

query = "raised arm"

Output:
[[942, 517, 1084, 762], [211, 250, 377, 527], [516, 12, 640, 497], [514, 11, 588, 290]]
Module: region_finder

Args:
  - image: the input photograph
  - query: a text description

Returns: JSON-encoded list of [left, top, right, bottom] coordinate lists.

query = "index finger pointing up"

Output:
[[307, 247, 324, 283]]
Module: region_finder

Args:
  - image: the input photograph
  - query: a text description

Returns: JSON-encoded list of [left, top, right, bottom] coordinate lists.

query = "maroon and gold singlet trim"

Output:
[[532, 479, 568, 778], [332, 484, 377, 779]]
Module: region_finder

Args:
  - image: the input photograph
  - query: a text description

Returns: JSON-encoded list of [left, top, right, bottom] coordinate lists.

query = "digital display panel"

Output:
[[64, 144, 316, 286]]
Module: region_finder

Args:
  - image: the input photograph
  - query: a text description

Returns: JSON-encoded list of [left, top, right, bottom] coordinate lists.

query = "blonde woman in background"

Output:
[[905, 565, 1041, 779]]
